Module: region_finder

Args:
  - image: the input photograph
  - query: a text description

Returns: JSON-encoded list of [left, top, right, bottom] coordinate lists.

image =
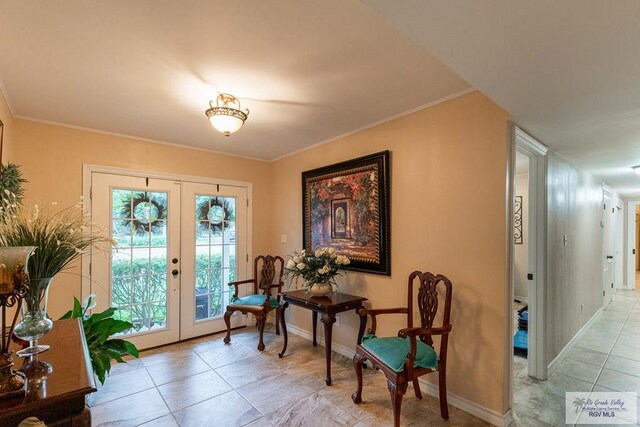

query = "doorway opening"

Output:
[[625, 200, 640, 292], [83, 165, 251, 350], [510, 127, 547, 381], [509, 126, 548, 422]]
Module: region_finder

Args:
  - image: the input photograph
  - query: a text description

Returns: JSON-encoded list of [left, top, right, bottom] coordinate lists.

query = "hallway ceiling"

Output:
[[0, 0, 470, 161], [364, 0, 640, 197]]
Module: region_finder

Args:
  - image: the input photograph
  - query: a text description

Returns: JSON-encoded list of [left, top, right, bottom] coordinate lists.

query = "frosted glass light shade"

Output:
[[209, 114, 244, 136], [204, 93, 249, 137]]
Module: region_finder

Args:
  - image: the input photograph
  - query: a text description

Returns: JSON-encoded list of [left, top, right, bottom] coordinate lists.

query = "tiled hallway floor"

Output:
[[89, 325, 489, 426], [513, 290, 640, 426]]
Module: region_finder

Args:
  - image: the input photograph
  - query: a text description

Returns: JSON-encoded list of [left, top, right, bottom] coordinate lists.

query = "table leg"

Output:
[[278, 302, 289, 358], [321, 313, 336, 386], [312, 311, 318, 347]]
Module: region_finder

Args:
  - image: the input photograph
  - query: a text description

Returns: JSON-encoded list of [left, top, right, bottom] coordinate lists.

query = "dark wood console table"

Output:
[[0, 319, 96, 426], [278, 290, 367, 385]]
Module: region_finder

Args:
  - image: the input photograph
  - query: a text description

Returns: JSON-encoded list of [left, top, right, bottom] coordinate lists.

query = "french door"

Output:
[[90, 172, 248, 349]]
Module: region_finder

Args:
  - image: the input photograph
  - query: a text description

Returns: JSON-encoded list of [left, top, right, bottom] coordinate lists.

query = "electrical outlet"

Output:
[[281, 234, 287, 243], [335, 315, 340, 326]]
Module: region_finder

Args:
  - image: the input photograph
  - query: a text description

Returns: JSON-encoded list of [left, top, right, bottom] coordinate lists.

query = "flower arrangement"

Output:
[[0, 201, 113, 281], [285, 247, 350, 293], [0, 200, 114, 326]]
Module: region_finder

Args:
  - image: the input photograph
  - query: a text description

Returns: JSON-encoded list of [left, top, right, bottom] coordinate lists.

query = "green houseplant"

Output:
[[0, 163, 27, 207], [60, 295, 139, 384], [0, 201, 114, 354]]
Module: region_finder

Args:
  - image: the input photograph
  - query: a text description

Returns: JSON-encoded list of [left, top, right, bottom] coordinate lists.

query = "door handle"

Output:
[[172, 269, 180, 276], [606, 255, 614, 260]]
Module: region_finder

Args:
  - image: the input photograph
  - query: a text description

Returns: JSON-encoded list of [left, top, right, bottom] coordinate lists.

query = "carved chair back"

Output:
[[253, 255, 285, 297], [406, 271, 452, 347]]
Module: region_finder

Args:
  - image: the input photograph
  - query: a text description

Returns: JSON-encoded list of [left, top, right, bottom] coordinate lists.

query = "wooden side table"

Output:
[[0, 319, 96, 426], [279, 290, 368, 385]]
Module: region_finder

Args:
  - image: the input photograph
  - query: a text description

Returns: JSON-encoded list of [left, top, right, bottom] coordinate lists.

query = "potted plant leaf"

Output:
[[60, 295, 139, 384]]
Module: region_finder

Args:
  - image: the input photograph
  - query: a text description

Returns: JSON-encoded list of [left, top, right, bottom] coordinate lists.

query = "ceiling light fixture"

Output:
[[633, 165, 640, 175], [205, 93, 249, 137]]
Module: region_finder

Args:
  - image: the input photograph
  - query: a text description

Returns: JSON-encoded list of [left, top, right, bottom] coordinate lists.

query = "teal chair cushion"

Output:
[[361, 335, 438, 372], [231, 294, 279, 308]]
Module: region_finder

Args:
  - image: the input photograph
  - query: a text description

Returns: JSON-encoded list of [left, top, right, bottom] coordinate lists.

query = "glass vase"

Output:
[[14, 277, 54, 357]]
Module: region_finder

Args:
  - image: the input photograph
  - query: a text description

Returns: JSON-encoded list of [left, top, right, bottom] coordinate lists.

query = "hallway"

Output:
[[513, 290, 640, 426]]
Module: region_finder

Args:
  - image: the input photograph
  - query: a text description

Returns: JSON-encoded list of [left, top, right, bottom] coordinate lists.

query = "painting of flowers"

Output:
[[302, 151, 390, 275]]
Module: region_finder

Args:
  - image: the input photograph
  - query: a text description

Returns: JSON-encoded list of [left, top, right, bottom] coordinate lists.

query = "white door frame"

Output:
[[602, 188, 616, 306], [626, 199, 640, 290], [515, 126, 548, 380], [81, 164, 253, 309]]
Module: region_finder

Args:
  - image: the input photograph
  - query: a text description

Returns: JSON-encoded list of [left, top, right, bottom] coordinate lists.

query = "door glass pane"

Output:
[[111, 188, 169, 334], [194, 195, 237, 321]]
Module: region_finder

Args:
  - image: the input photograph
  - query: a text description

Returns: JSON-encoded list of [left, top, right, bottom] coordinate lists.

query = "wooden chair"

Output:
[[352, 271, 453, 427], [223, 255, 285, 351]]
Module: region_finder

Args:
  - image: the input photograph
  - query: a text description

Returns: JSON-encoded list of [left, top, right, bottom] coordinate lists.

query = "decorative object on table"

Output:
[[352, 271, 453, 427], [284, 247, 350, 296], [60, 295, 139, 384], [13, 277, 54, 356], [17, 417, 47, 427], [514, 195, 523, 245], [0, 246, 34, 399], [205, 93, 249, 136], [302, 151, 390, 275], [0, 202, 114, 356], [21, 354, 52, 402], [223, 255, 285, 352]]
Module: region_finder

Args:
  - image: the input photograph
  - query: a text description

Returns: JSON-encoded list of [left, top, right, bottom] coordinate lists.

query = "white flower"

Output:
[[318, 265, 330, 275], [336, 255, 350, 265], [328, 247, 336, 255], [292, 256, 300, 264], [296, 263, 306, 270], [286, 259, 296, 269], [315, 249, 322, 257]]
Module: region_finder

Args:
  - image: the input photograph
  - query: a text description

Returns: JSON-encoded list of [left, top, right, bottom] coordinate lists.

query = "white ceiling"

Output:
[[364, 0, 640, 197], [0, 0, 470, 160], [5, 1, 639, 196]]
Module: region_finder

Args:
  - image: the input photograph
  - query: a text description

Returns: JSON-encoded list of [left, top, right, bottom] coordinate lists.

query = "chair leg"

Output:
[[412, 378, 422, 399], [275, 308, 280, 336], [223, 309, 232, 344], [438, 368, 449, 419], [256, 315, 266, 351], [387, 380, 407, 427], [351, 352, 365, 404]]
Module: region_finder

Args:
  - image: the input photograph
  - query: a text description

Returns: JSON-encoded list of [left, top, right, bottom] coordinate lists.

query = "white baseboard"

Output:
[[547, 307, 603, 375], [286, 324, 510, 427], [417, 378, 512, 426]]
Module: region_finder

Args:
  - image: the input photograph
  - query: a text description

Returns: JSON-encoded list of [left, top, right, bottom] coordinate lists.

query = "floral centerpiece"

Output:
[[285, 247, 350, 296]]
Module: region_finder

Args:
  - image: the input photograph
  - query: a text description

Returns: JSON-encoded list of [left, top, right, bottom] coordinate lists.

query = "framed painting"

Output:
[[302, 150, 390, 275]]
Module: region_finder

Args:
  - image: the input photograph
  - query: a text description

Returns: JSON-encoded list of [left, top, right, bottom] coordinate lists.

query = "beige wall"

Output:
[[0, 88, 14, 160], [8, 119, 272, 318], [271, 91, 510, 413], [514, 173, 529, 299], [4, 89, 511, 414]]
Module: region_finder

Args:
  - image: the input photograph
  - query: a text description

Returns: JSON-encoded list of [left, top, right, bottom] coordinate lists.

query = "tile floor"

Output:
[[513, 290, 640, 426], [89, 325, 489, 426]]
